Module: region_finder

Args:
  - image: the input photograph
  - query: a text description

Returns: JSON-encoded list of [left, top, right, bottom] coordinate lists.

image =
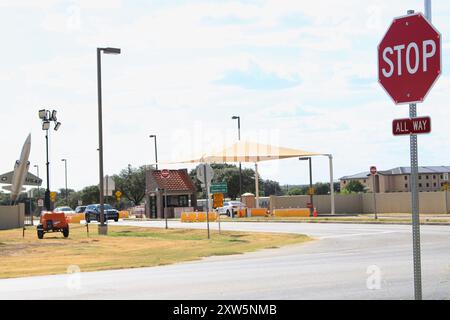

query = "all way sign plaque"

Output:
[[392, 116, 431, 136]]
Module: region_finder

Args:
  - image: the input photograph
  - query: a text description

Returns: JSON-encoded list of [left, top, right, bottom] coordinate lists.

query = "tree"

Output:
[[189, 163, 264, 199], [343, 180, 365, 193], [58, 188, 75, 201], [262, 179, 282, 196], [0, 191, 9, 205], [334, 182, 341, 193], [314, 182, 330, 195], [287, 187, 305, 196], [79, 185, 100, 205], [113, 165, 146, 205]]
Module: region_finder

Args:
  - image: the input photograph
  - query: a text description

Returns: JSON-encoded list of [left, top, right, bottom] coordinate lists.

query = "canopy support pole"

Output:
[[255, 162, 260, 208], [327, 154, 335, 215]]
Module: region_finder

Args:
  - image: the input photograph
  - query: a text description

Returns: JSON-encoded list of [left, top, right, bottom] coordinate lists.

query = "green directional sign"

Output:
[[210, 182, 227, 194]]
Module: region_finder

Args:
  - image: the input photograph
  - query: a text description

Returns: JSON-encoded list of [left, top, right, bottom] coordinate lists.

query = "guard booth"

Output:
[[145, 169, 197, 219]]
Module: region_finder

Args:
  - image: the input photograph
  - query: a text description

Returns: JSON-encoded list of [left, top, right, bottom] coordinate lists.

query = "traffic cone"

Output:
[[313, 208, 318, 217]]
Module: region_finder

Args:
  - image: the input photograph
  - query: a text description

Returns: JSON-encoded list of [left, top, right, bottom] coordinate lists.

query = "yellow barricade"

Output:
[[273, 208, 310, 217], [181, 212, 218, 222], [181, 212, 189, 222], [187, 213, 196, 222], [66, 213, 84, 224], [197, 212, 207, 222], [250, 208, 267, 217], [181, 212, 198, 223], [119, 210, 129, 219]]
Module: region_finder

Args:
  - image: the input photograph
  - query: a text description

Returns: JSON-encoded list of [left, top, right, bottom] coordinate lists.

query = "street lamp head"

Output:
[[102, 47, 121, 55], [149, 135, 156, 138], [54, 122, 61, 131], [61, 159, 66, 162], [299, 157, 311, 161], [38, 109, 47, 120], [232, 116, 239, 120], [42, 120, 50, 131]]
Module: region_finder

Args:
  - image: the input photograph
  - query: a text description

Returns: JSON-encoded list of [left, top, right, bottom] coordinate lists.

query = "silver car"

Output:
[[217, 201, 246, 217], [54, 206, 76, 215]]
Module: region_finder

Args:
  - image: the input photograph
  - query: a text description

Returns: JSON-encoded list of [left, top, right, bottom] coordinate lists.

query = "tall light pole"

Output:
[[61, 159, 68, 205], [231, 116, 242, 199], [38, 109, 61, 211], [149, 135, 158, 170], [97, 47, 121, 235]]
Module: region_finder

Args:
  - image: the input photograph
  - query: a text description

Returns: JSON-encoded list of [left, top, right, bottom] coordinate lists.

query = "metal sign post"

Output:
[[203, 164, 210, 239], [196, 163, 214, 239], [159, 171, 170, 229], [444, 174, 449, 214], [164, 188, 168, 229], [378, 1, 441, 299], [370, 166, 378, 220], [409, 103, 422, 300], [408, 9, 422, 302], [213, 193, 224, 234], [445, 183, 449, 214], [408, 2, 435, 300]]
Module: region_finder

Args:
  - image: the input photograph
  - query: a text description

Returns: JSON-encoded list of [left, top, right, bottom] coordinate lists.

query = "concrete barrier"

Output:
[[0, 204, 25, 230], [273, 208, 310, 217], [269, 191, 450, 214]]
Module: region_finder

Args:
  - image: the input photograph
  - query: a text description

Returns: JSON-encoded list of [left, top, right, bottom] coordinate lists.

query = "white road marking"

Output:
[[318, 230, 409, 239]]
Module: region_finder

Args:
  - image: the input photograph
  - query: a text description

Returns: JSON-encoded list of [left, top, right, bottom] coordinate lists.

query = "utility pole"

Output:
[[232, 116, 242, 199], [61, 159, 68, 205], [96, 47, 121, 235]]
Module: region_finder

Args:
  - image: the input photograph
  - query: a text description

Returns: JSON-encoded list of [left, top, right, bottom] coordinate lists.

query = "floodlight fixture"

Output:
[[42, 120, 50, 130], [103, 47, 121, 55], [51, 110, 57, 121], [39, 109, 47, 120], [54, 122, 61, 131]]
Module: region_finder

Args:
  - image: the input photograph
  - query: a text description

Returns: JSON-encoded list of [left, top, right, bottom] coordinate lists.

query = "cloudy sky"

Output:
[[1, 0, 449, 192]]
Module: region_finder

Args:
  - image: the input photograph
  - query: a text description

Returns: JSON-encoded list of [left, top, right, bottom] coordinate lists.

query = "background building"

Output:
[[340, 166, 450, 193]]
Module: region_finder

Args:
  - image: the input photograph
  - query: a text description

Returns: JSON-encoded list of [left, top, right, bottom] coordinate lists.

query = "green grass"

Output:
[[0, 224, 310, 279]]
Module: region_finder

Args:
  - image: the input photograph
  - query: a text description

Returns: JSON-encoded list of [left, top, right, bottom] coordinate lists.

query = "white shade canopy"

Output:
[[175, 140, 324, 164], [165, 140, 334, 214]]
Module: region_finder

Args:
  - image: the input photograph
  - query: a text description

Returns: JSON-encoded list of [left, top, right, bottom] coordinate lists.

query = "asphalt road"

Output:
[[0, 221, 448, 300]]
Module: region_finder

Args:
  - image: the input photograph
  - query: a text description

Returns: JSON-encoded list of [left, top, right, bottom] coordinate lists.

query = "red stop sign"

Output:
[[161, 169, 170, 178], [378, 13, 441, 104]]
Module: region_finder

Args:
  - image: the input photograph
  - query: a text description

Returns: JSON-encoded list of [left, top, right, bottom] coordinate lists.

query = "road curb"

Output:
[[214, 219, 450, 226]]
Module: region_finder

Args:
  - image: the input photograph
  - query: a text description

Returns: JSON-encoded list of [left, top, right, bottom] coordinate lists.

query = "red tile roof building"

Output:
[[145, 169, 197, 219]]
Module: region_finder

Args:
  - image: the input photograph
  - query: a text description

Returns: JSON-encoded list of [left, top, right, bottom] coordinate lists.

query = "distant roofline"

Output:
[[340, 166, 450, 180]]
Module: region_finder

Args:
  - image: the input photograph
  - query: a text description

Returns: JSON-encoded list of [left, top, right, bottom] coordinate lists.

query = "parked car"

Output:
[[75, 206, 87, 214], [84, 204, 119, 223], [54, 206, 76, 215], [216, 201, 246, 217]]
